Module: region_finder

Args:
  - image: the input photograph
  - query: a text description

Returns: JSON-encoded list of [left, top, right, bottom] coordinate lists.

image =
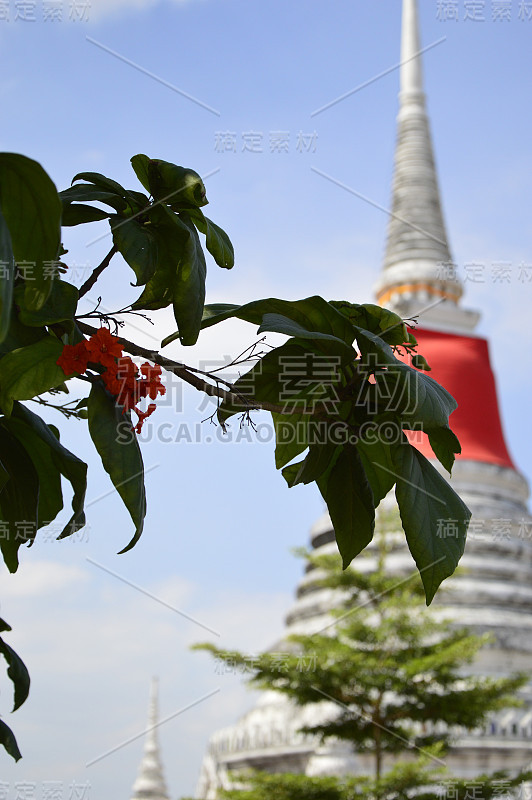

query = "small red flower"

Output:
[[57, 342, 89, 376], [85, 327, 123, 368], [139, 362, 166, 400], [134, 403, 157, 434]]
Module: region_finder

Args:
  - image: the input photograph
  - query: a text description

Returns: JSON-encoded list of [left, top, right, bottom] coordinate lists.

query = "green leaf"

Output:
[[427, 426, 461, 476], [411, 353, 431, 372], [171, 217, 207, 345], [0, 459, 8, 493], [186, 208, 234, 269], [163, 296, 355, 350], [316, 445, 375, 569], [88, 381, 146, 553], [0, 425, 39, 572], [0, 637, 30, 711], [0, 153, 62, 311], [392, 441, 471, 604], [356, 435, 397, 507], [59, 184, 127, 212], [10, 403, 87, 539], [352, 325, 397, 366], [284, 441, 339, 487], [0, 207, 15, 343], [375, 363, 457, 429], [130, 154, 151, 193], [71, 171, 129, 198], [271, 411, 308, 470], [61, 203, 111, 227], [111, 217, 158, 286], [0, 619, 11, 633], [218, 341, 338, 425], [132, 206, 191, 311], [2, 416, 63, 526], [0, 335, 65, 415], [0, 312, 46, 357], [258, 312, 356, 362], [331, 301, 409, 346], [0, 719, 22, 762], [147, 159, 208, 207], [15, 280, 78, 330]]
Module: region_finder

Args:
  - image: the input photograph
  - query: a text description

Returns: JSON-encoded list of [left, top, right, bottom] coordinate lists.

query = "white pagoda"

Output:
[[130, 679, 171, 800], [193, 0, 532, 795]]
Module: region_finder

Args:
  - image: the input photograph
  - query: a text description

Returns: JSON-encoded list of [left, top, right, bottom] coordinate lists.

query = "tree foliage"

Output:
[[195, 524, 531, 798], [0, 152, 472, 759]]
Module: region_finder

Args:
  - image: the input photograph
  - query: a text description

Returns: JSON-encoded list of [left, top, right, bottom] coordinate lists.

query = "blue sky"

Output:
[[0, 1, 531, 797]]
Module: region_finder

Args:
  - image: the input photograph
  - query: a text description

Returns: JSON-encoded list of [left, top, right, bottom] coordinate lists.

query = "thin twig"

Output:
[[78, 246, 118, 298]]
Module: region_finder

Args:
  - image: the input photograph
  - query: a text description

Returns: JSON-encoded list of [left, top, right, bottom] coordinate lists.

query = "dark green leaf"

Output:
[[2, 416, 63, 525], [59, 184, 127, 212], [218, 341, 337, 425], [285, 441, 339, 487], [0, 458, 8, 493], [0, 719, 22, 761], [356, 435, 397, 507], [61, 203, 110, 226], [112, 217, 158, 286], [392, 441, 471, 604], [0, 207, 15, 343], [427, 426, 461, 476], [171, 218, 207, 345], [163, 296, 355, 349], [0, 335, 65, 415], [317, 445, 375, 569], [15, 280, 78, 330], [0, 425, 39, 572], [186, 208, 234, 269], [130, 154, 151, 193], [71, 171, 129, 198], [352, 325, 397, 366], [0, 153, 62, 311], [258, 312, 356, 362], [411, 353, 431, 371], [10, 403, 87, 538], [88, 381, 146, 552], [331, 301, 409, 346], [0, 311, 46, 357], [0, 619, 11, 633], [133, 208, 207, 345], [147, 159, 208, 207], [271, 411, 308, 470], [132, 206, 191, 312], [0, 637, 30, 711], [375, 363, 457, 429]]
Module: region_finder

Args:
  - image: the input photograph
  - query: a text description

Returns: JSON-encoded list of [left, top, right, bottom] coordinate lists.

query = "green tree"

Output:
[[195, 516, 531, 799], [0, 153, 471, 758]]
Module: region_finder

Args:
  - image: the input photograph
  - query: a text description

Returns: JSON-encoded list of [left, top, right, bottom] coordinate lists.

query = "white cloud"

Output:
[[1, 560, 89, 600], [0, 560, 291, 797], [87, 0, 203, 23]]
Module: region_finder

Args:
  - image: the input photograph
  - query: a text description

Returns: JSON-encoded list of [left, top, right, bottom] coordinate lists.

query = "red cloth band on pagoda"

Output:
[[403, 328, 515, 469]]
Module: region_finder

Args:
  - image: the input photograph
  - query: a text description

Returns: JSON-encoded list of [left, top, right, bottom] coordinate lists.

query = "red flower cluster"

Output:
[[57, 327, 166, 433]]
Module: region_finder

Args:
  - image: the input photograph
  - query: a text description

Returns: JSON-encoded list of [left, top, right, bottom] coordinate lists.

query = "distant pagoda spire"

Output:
[[130, 678, 170, 800], [375, 0, 476, 331]]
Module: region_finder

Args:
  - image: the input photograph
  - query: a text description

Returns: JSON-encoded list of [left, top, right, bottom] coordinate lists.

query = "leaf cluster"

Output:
[[0, 152, 475, 761]]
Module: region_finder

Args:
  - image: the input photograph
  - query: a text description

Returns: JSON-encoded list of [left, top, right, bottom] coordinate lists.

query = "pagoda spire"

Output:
[[375, 0, 477, 331], [130, 678, 170, 800]]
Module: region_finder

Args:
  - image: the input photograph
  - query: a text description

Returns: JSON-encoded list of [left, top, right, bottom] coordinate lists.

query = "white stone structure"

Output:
[[194, 1, 532, 796], [130, 678, 171, 800]]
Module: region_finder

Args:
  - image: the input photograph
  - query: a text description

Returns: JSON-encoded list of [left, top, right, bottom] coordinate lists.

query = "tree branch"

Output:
[[75, 321, 293, 417], [78, 246, 118, 298]]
